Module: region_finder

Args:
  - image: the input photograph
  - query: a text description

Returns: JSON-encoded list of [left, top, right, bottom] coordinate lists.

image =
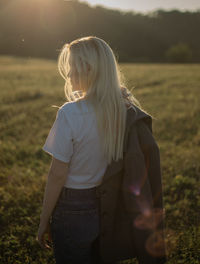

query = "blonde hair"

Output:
[[56, 36, 143, 164]]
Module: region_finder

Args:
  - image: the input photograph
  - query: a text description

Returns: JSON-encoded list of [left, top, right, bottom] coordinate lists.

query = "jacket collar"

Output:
[[101, 105, 153, 185]]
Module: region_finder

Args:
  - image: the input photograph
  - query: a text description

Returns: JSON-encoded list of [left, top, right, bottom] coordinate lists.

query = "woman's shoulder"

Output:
[[59, 99, 93, 116], [58, 100, 79, 112], [127, 104, 153, 131]]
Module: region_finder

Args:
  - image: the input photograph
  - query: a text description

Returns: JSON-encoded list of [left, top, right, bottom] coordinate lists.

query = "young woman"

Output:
[[36, 36, 167, 264]]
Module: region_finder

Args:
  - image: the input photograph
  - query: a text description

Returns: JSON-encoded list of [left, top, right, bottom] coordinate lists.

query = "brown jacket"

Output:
[[96, 105, 167, 263]]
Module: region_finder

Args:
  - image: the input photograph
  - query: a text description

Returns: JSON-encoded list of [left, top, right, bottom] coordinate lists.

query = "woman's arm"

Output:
[[37, 157, 69, 249], [39, 157, 69, 226]]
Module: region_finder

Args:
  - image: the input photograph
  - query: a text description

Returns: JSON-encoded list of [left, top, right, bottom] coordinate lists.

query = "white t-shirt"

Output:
[[42, 99, 108, 189]]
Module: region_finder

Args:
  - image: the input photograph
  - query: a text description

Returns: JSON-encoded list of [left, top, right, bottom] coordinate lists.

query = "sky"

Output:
[[81, 0, 200, 13]]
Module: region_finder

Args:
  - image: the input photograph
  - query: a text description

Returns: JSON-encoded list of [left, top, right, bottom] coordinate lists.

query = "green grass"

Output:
[[0, 55, 199, 263]]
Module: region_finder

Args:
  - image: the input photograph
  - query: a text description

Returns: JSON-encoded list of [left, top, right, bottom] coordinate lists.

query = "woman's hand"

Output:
[[36, 221, 52, 250]]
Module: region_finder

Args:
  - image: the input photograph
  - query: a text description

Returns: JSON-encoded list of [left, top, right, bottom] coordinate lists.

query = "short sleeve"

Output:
[[42, 108, 73, 163]]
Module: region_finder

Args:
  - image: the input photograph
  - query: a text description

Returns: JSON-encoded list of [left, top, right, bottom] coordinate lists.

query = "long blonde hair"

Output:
[[57, 36, 142, 164]]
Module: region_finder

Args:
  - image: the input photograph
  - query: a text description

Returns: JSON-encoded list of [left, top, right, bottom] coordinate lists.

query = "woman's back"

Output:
[[42, 99, 108, 189]]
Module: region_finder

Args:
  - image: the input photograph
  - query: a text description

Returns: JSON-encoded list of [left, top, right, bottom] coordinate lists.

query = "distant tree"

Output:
[[0, 0, 200, 62], [165, 42, 193, 63]]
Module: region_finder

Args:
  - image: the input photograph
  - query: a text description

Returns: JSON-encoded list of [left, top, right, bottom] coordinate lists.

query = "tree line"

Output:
[[0, 0, 200, 63]]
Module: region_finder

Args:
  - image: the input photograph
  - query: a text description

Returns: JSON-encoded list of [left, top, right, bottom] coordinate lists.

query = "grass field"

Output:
[[0, 55, 199, 263]]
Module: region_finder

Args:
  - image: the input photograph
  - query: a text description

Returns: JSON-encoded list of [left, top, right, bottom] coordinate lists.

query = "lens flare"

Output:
[[133, 208, 165, 230], [145, 229, 166, 257], [129, 184, 141, 196]]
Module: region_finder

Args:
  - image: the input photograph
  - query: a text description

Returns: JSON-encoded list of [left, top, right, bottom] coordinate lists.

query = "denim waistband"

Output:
[[60, 186, 101, 200]]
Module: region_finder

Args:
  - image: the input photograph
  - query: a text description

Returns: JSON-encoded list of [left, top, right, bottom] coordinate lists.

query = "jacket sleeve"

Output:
[[136, 120, 167, 261], [123, 119, 167, 262], [136, 119, 164, 211], [123, 122, 153, 215]]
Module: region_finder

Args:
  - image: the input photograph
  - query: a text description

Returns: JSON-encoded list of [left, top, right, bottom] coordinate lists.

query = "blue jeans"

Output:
[[50, 186, 111, 264]]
